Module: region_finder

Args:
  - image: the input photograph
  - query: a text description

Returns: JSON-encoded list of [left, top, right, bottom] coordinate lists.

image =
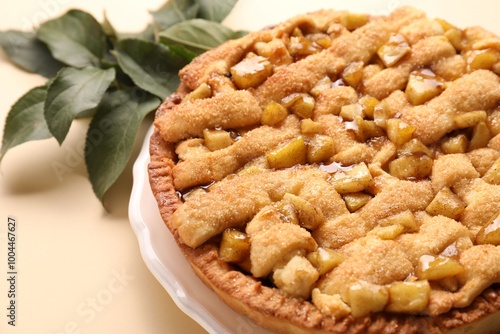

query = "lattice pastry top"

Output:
[[149, 6, 500, 333]]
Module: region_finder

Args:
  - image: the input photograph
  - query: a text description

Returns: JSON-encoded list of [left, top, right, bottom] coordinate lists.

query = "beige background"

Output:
[[0, 1, 498, 334]]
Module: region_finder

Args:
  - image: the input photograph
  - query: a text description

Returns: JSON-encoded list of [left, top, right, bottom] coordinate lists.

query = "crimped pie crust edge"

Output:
[[147, 8, 500, 334]]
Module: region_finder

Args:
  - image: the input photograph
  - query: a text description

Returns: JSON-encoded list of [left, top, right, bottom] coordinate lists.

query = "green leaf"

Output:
[[112, 38, 185, 99], [196, 0, 239, 22], [0, 86, 52, 162], [150, 0, 200, 30], [85, 88, 160, 201], [0, 31, 64, 78], [37, 9, 107, 68], [44, 67, 116, 144], [101, 12, 118, 43], [158, 19, 244, 54], [169, 44, 199, 62]]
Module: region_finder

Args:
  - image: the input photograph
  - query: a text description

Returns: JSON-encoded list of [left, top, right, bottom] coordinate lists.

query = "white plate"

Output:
[[128, 2, 499, 333], [128, 125, 274, 334]]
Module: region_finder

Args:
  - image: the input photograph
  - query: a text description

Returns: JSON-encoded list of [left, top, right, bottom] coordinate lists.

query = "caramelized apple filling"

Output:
[[154, 6, 500, 320]]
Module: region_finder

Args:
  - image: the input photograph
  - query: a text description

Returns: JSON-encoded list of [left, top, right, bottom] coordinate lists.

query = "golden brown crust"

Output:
[[148, 7, 500, 334], [149, 124, 500, 334], [178, 10, 349, 91]]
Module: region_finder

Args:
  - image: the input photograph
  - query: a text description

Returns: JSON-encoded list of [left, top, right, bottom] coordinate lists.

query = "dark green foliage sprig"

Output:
[[0, 0, 243, 204]]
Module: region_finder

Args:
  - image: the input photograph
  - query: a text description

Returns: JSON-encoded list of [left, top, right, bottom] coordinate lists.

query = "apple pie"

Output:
[[148, 6, 500, 333]]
